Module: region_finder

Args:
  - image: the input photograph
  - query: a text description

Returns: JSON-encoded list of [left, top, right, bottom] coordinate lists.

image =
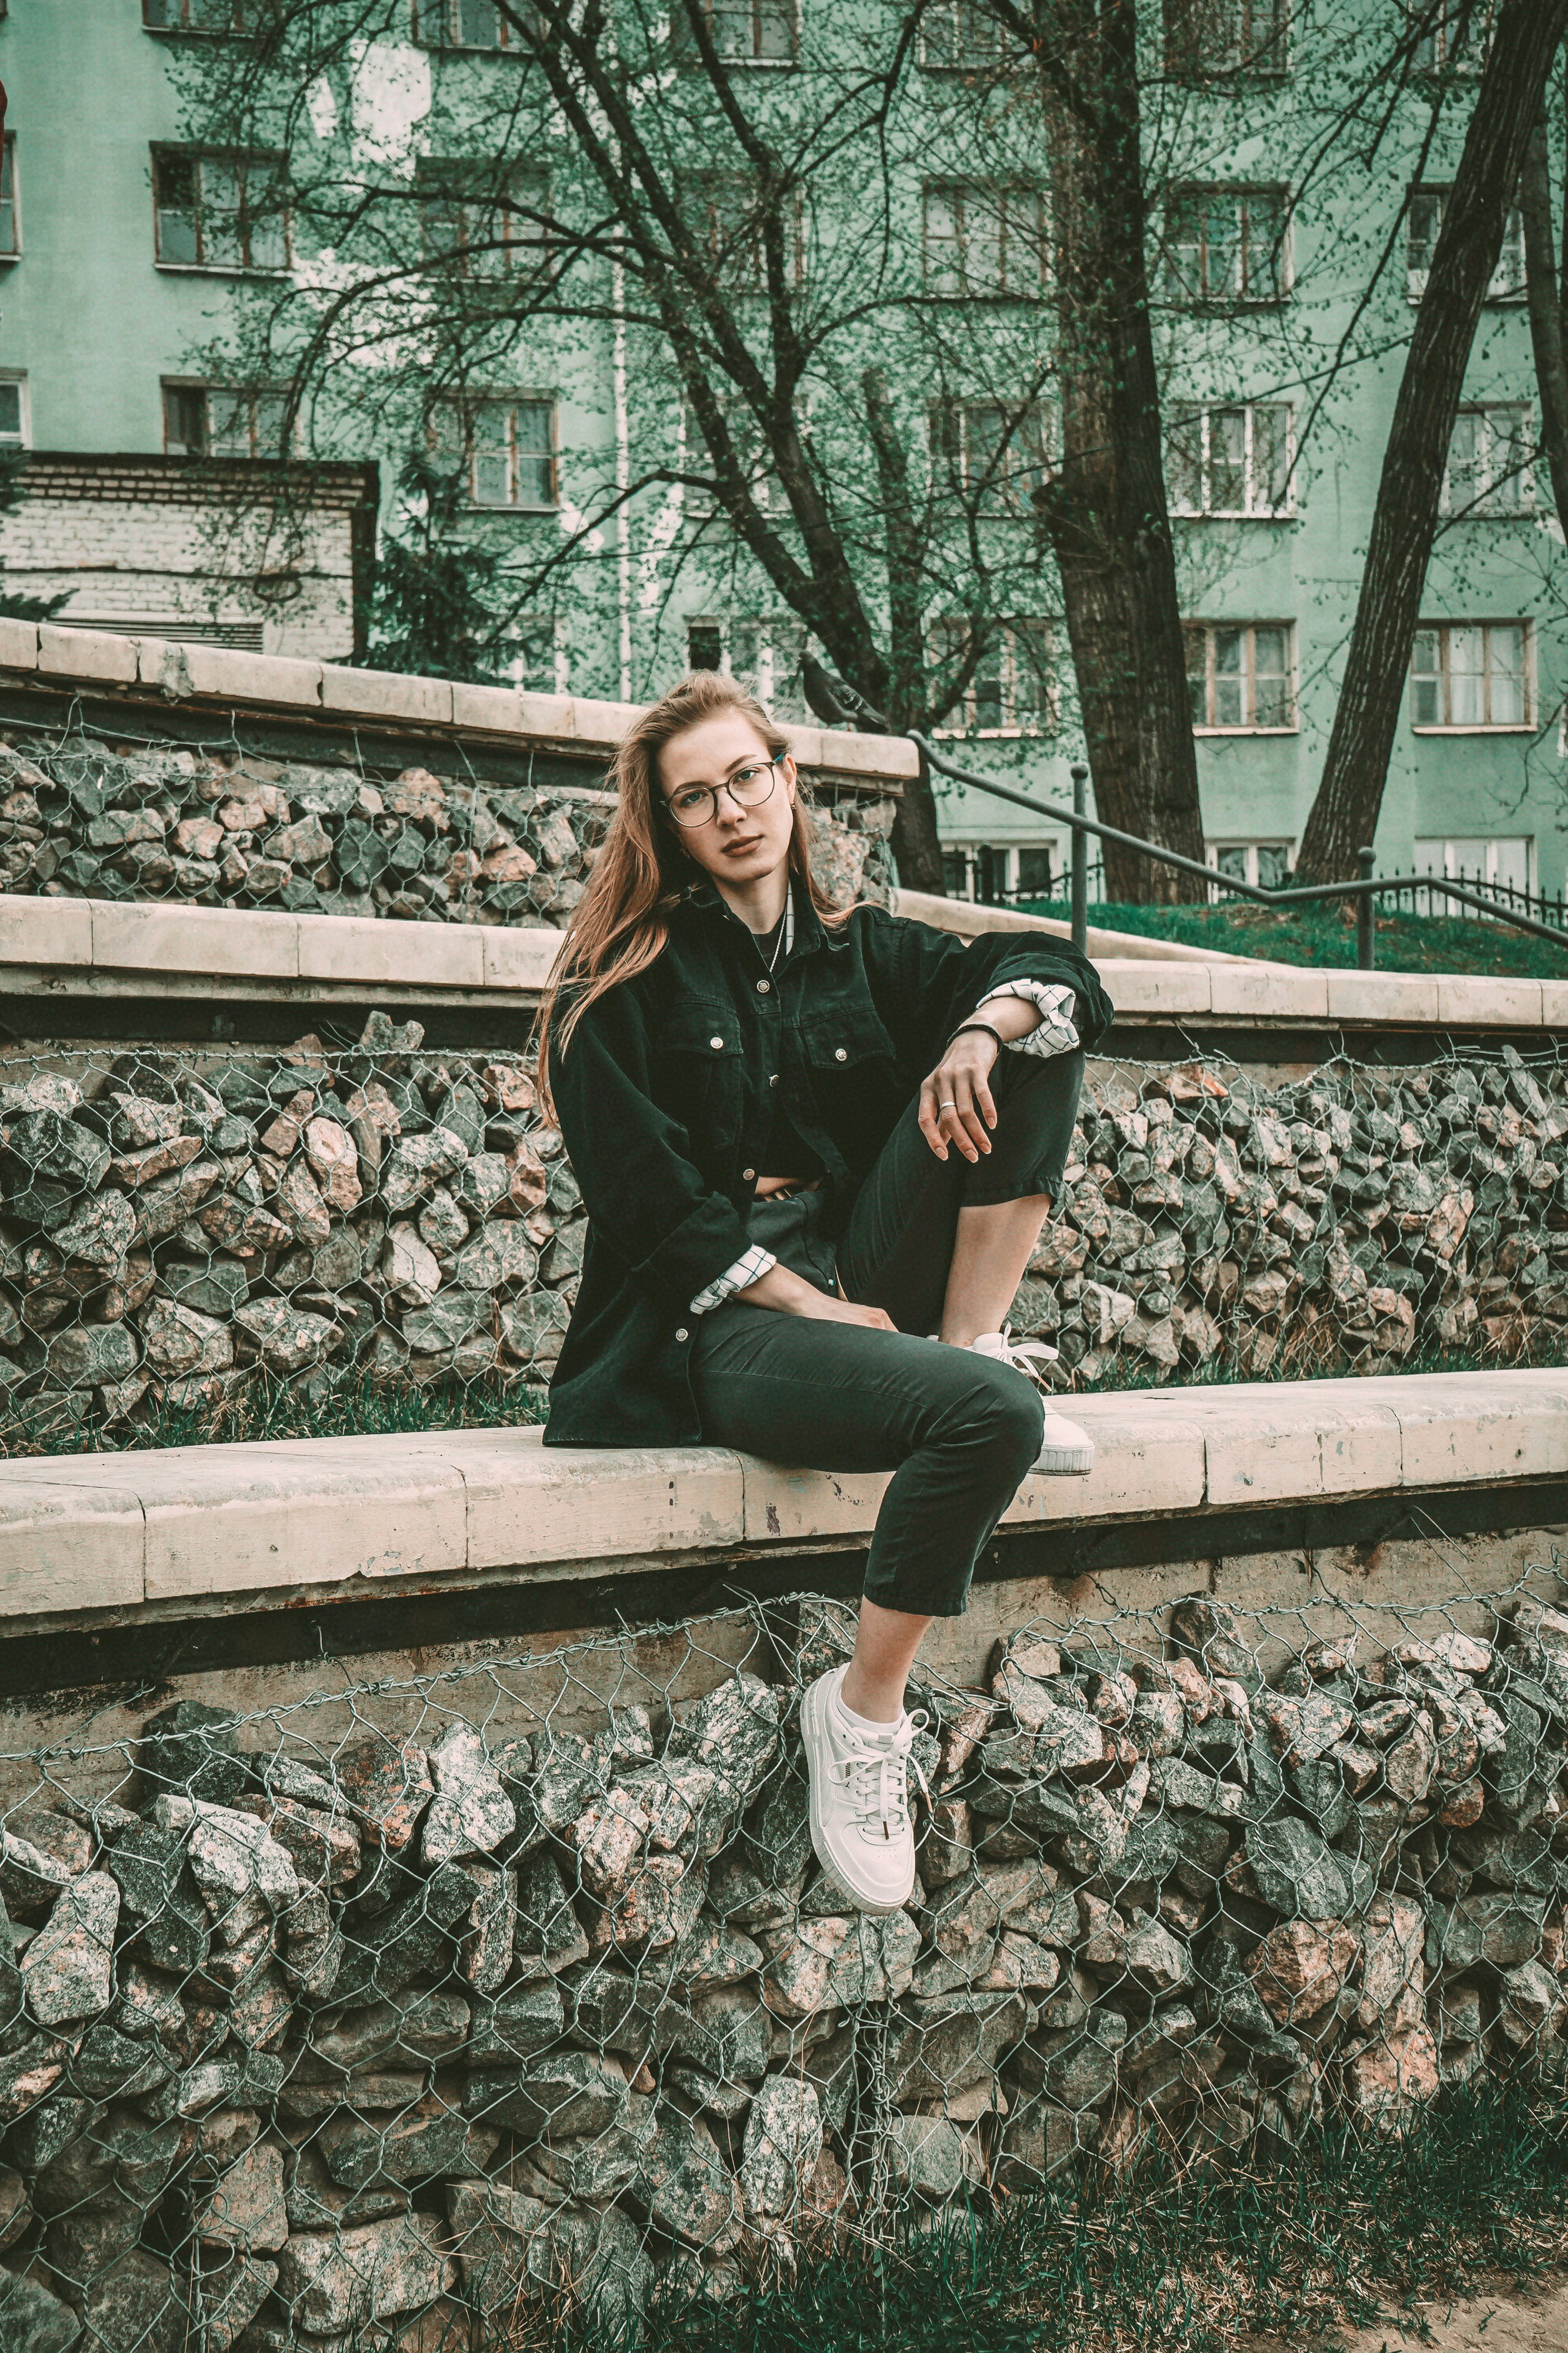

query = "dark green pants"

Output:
[[688, 1049, 1084, 1617]]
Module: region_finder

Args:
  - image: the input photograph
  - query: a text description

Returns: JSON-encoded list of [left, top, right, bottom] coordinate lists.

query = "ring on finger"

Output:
[[938, 1098, 956, 1112]]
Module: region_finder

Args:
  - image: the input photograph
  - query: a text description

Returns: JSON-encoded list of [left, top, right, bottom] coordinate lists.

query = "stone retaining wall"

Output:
[[0, 1575, 1564, 2348], [0, 1019, 1562, 1440], [0, 736, 896, 929]]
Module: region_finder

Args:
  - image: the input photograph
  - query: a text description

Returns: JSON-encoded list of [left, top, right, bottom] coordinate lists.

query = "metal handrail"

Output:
[[910, 734, 1568, 968]]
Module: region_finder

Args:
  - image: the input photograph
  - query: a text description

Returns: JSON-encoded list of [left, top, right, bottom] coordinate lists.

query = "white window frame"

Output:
[[142, 0, 256, 29], [1185, 619, 1298, 731], [0, 138, 19, 262], [163, 381, 292, 460], [418, 161, 549, 278], [151, 146, 289, 274], [1410, 0, 1493, 73], [920, 0, 1012, 68], [0, 372, 30, 449], [1205, 839, 1295, 895], [430, 396, 559, 510], [1167, 401, 1295, 516], [1165, 0, 1290, 79], [1442, 403, 1533, 516], [673, 0, 799, 64], [688, 172, 805, 292], [1166, 185, 1290, 306], [933, 399, 1052, 512], [923, 181, 1049, 298], [930, 618, 1061, 736], [1410, 621, 1534, 731], [413, 0, 540, 49], [1408, 187, 1525, 304], [942, 840, 1073, 904], [1414, 835, 1536, 916]]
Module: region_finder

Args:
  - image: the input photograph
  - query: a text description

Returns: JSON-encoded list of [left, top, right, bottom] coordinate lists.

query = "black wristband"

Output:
[[946, 1019, 1005, 1054]]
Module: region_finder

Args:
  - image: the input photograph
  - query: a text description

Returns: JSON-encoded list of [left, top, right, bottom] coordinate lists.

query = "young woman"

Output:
[[536, 673, 1113, 1914]]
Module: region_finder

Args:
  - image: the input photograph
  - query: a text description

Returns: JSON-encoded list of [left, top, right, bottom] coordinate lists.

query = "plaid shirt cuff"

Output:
[[690, 1245, 778, 1315], [974, 981, 1080, 1058]]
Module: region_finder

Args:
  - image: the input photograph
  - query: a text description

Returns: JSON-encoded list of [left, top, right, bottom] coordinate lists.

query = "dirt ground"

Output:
[[1320, 2272, 1568, 2351]]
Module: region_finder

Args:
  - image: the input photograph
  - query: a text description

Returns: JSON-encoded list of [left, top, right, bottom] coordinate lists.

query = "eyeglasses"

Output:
[[662, 758, 780, 829]]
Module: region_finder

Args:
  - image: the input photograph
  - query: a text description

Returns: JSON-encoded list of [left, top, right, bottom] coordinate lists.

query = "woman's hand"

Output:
[[919, 1028, 1000, 1162], [736, 1262, 896, 1329]]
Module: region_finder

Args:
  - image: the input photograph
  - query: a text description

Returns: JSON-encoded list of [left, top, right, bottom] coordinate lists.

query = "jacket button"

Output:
[[756, 977, 771, 994], [710, 1035, 724, 1051], [675, 1327, 689, 1342], [835, 1046, 848, 1062], [742, 1167, 755, 1181]]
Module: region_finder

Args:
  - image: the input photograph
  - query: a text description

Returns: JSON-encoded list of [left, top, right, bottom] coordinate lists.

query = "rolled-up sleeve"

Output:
[[973, 979, 1080, 1057], [551, 991, 753, 1312]]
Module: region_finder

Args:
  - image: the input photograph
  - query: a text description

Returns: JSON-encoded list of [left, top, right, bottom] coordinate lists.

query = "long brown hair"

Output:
[[533, 671, 846, 1121]]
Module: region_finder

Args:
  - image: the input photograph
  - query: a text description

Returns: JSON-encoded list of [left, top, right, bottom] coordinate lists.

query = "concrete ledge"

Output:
[[1, 1371, 1564, 1632], [4, 623, 916, 789]]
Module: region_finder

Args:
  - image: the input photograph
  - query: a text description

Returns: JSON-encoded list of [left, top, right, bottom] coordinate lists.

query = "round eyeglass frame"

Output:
[[662, 757, 782, 830]]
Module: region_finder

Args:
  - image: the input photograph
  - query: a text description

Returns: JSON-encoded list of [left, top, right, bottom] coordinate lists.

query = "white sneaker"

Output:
[[799, 1668, 928, 1914], [968, 1327, 1095, 1475]]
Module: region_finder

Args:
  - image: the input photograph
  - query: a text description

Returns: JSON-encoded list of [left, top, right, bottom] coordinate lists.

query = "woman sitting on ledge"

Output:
[[535, 672, 1113, 1914]]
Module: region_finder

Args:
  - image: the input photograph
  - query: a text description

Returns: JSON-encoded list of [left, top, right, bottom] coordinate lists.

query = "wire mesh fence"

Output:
[[0, 1558, 1564, 2348], [0, 706, 896, 932], [1, 1021, 1566, 1452]]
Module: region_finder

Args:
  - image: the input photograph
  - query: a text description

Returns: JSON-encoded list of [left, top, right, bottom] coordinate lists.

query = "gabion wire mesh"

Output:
[[0, 1019, 1564, 1450], [0, 1562, 1564, 2349], [0, 708, 896, 928]]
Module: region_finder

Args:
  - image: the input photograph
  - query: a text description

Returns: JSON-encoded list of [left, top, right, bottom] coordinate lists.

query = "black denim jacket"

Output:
[[543, 882, 1113, 1447]]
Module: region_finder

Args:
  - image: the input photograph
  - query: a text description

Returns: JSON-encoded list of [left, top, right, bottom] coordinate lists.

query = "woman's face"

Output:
[[656, 711, 797, 890]]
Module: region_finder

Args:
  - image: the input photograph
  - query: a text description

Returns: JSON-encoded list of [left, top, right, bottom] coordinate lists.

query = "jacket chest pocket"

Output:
[[653, 1005, 746, 1144], [803, 1008, 900, 1105]]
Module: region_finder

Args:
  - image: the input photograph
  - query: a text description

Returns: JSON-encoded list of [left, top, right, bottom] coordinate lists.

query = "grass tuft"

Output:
[[1020, 894, 1568, 978]]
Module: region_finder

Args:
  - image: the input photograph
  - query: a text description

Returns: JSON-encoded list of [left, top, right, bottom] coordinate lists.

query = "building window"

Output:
[[1410, 622, 1530, 728], [1414, 834, 1533, 915], [1167, 402, 1292, 515], [672, 1, 797, 62], [142, 0, 256, 28], [687, 620, 723, 672], [510, 619, 562, 694], [1443, 404, 1532, 517], [431, 399, 556, 508], [0, 375, 29, 448], [1411, 0, 1492, 72], [163, 382, 289, 459], [413, 0, 540, 48], [152, 148, 287, 271], [687, 173, 805, 291], [1165, 0, 1289, 78], [1165, 185, 1288, 305], [920, 0, 1011, 68], [932, 618, 1059, 733], [418, 162, 548, 276], [1208, 840, 1293, 892], [1185, 621, 1295, 728], [0, 139, 18, 261], [923, 183, 1047, 297], [934, 400, 1051, 511], [677, 618, 808, 715], [686, 395, 779, 521], [1408, 188, 1524, 302], [943, 842, 1067, 905]]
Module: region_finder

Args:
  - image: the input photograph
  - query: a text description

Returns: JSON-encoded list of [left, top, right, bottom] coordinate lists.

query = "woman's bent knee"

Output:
[[962, 1361, 1044, 1478]]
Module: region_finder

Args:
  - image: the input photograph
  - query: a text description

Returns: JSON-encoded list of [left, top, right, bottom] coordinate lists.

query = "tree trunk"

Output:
[[1522, 105, 1568, 545], [863, 365, 948, 891], [1026, 0, 1208, 904], [1295, 0, 1568, 885]]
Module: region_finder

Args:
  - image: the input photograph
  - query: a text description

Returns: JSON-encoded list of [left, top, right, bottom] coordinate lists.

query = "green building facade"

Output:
[[0, 0, 1562, 910]]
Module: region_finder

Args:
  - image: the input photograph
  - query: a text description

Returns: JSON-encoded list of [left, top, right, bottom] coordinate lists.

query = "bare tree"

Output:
[[1522, 89, 1568, 544], [1295, 0, 1568, 884]]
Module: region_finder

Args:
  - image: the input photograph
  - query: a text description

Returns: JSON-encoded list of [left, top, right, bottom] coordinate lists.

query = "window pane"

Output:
[[1240, 191, 1283, 297], [1252, 625, 1289, 724], [965, 404, 1002, 489], [758, 1, 795, 59], [155, 154, 200, 263], [1408, 192, 1441, 288], [1212, 408, 1246, 509], [1167, 412, 1204, 512], [0, 142, 15, 256], [1447, 410, 1481, 511], [1010, 622, 1053, 725], [1166, 194, 1205, 301], [1253, 404, 1290, 511], [688, 622, 723, 672], [973, 635, 1004, 729], [163, 384, 208, 455], [1255, 842, 1290, 888], [965, 189, 1004, 291], [1448, 625, 1486, 724], [924, 188, 961, 295], [513, 624, 556, 694], [206, 388, 252, 455], [252, 394, 287, 457], [242, 161, 286, 269], [515, 401, 553, 503], [1016, 846, 1054, 896], [197, 156, 244, 268], [0, 384, 21, 442], [1216, 844, 1249, 883], [1490, 208, 1526, 299], [1204, 193, 1241, 298], [1185, 625, 1209, 724], [456, 0, 500, 43], [1488, 625, 1524, 724], [1489, 406, 1529, 512], [1410, 625, 1442, 725], [470, 409, 515, 505], [1212, 626, 1244, 725]]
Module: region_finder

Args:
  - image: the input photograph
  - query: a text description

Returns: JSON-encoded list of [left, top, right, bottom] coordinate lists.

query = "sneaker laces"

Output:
[[837, 1710, 930, 1841], [980, 1323, 1060, 1382]]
